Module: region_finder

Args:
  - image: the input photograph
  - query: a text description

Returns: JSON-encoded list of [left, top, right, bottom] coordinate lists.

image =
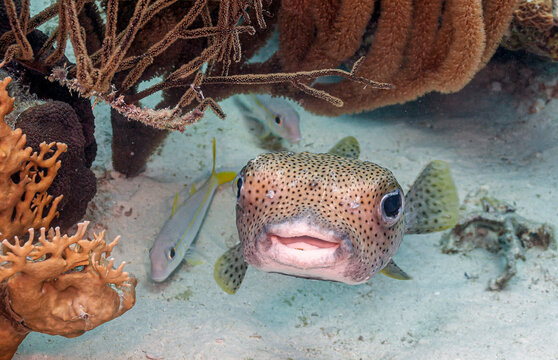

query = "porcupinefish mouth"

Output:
[[252, 221, 355, 282]]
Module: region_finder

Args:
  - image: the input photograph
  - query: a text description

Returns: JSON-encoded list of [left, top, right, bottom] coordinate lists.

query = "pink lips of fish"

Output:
[[235, 151, 406, 284], [254, 221, 356, 283], [215, 138, 458, 294]]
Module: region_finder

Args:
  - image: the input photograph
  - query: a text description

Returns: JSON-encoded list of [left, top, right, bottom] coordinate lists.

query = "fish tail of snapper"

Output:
[[150, 138, 235, 283], [215, 171, 237, 185], [404, 160, 459, 234], [210, 137, 237, 185]]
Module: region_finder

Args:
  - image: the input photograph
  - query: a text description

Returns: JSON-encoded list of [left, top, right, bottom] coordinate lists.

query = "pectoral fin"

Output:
[[214, 243, 248, 294], [404, 160, 459, 234], [380, 259, 411, 280]]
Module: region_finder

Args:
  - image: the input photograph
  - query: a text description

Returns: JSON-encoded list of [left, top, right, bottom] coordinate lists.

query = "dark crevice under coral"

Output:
[[111, 106, 168, 176], [14, 101, 97, 231]]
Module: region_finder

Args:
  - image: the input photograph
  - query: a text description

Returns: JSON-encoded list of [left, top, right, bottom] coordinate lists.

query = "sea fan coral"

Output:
[[0, 0, 389, 130]]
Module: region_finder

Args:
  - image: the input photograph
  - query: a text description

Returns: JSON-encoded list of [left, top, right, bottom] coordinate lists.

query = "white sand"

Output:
[[12, 57, 558, 360]]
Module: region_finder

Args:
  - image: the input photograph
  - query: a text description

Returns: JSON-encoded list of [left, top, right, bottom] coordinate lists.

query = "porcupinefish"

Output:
[[214, 136, 459, 294], [150, 138, 236, 282], [234, 93, 301, 143]]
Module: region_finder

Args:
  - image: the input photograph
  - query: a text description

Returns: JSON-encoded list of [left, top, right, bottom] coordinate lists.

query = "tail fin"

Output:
[[404, 160, 459, 234], [216, 171, 237, 185], [210, 137, 236, 185]]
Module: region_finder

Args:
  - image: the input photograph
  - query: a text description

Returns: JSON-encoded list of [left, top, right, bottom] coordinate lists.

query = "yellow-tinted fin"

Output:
[[259, 129, 272, 139], [184, 248, 205, 267], [328, 136, 360, 159], [170, 192, 179, 218], [404, 160, 459, 234], [249, 92, 275, 119], [210, 137, 236, 185], [214, 243, 248, 294], [211, 137, 217, 174], [380, 259, 412, 280], [216, 171, 237, 185], [190, 183, 197, 195], [249, 93, 278, 131]]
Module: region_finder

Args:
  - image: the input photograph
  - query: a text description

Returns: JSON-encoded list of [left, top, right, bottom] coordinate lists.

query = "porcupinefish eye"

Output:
[[167, 247, 176, 260], [274, 116, 282, 125], [380, 189, 403, 224], [233, 174, 244, 199]]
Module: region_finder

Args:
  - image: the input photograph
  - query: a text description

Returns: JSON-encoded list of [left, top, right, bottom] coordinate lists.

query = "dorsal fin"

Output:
[[170, 192, 179, 218], [211, 137, 216, 174], [249, 92, 275, 119], [328, 136, 360, 158]]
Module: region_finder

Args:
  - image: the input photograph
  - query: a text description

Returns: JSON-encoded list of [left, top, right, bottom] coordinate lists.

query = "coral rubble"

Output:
[[441, 190, 556, 291], [0, 221, 137, 360], [502, 0, 558, 61]]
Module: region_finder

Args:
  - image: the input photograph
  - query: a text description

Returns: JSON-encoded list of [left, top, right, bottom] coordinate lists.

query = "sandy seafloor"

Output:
[[11, 5, 558, 359], [9, 57, 558, 360]]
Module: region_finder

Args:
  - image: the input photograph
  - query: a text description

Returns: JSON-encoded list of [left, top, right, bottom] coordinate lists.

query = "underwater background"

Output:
[[3, 0, 558, 359]]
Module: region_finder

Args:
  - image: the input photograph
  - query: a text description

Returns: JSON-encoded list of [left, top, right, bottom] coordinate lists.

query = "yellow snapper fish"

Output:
[[214, 136, 459, 294], [150, 138, 236, 282], [234, 93, 302, 143]]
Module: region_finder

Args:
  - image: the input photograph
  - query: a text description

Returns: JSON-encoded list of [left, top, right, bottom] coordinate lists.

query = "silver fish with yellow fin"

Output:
[[234, 93, 301, 143], [150, 138, 236, 282], [214, 136, 459, 294]]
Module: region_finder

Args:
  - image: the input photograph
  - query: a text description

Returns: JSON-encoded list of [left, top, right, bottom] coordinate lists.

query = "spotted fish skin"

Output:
[[328, 136, 360, 159], [214, 137, 458, 293], [236, 151, 405, 284]]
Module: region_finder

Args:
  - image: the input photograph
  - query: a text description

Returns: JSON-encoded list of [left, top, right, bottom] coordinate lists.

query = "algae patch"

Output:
[[174, 287, 194, 301]]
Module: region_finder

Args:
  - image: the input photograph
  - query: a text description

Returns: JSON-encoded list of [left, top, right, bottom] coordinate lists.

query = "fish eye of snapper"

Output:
[[150, 138, 237, 283], [214, 136, 459, 294]]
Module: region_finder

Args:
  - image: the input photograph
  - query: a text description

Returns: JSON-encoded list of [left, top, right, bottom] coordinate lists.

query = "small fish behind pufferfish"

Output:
[[150, 138, 236, 282], [233, 93, 302, 144], [214, 136, 459, 294]]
